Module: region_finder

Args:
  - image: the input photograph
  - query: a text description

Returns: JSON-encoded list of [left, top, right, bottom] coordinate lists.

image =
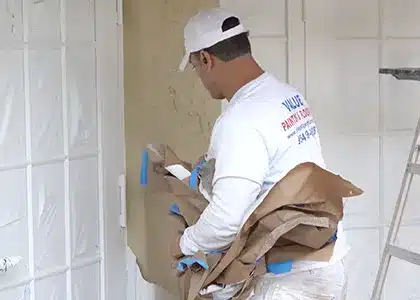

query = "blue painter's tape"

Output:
[[170, 203, 181, 215], [140, 151, 149, 186], [329, 229, 338, 243], [177, 257, 209, 272], [189, 160, 205, 189], [266, 230, 338, 275], [266, 260, 293, 274]]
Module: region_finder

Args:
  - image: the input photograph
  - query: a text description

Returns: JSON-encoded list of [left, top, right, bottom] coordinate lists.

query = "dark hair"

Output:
[[194, 17, 252, 62]]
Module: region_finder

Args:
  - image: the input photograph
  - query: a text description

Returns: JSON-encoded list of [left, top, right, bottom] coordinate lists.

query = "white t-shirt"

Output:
[[179, 72, 349, 273]]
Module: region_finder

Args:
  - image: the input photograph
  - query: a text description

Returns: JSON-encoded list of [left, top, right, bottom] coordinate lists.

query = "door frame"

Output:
[[96, 0, 128, 299]]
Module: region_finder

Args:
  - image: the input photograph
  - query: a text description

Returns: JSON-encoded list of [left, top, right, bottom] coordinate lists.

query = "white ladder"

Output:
[[371, 117, 420, 300]]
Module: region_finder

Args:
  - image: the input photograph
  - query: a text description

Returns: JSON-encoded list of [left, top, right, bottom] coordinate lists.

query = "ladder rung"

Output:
[[408, 163, 420, 175], [387, 245, 420, 266]]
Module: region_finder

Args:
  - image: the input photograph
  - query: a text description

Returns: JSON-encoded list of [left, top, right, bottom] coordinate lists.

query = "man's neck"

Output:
[[222, 57, 265, 101]]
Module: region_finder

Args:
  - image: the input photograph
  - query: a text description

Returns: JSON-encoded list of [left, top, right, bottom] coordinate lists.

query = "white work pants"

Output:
[[249, 259, 348, 300]]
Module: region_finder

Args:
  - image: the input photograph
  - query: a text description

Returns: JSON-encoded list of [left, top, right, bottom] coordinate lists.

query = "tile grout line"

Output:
[[0, 152, 101, 172], [22, 0, 35, 299], [0, 41, 97, 50], [285, 0, 291, 86], [302, 0, 308, 100], [377, 2, 386, 297], [59, 0, 72, 299], [334, 36, 420, 41]]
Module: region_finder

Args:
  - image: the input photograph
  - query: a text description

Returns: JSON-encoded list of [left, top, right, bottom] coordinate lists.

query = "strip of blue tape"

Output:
[[177, 257, 209, 272], [189, 160, 205, 189], [170, 203, 181, 215], [208, 250, 223, 254], [329, 229, 338, 242], [266, 260, 293, 274], [266, 229, 338, 274], [140, 151, 149, 186]]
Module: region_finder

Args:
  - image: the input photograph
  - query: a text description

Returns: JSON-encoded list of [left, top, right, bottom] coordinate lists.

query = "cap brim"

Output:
[[178, 53, 190, 71]]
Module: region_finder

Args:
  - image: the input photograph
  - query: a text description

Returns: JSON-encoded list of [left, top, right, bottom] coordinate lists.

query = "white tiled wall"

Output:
[[221, 0, 420, 299], [307, 1, 420, 299], [220, 0, 305, 90], [220, 0, 289, 83]]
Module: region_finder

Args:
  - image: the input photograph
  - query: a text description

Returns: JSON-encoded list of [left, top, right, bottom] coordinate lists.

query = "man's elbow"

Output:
[[207, 220, 241, 245], [181, 226, 237, 255], [190, 221, 240, 251]]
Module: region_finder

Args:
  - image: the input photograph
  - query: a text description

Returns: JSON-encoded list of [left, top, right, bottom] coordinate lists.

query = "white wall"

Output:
[[307, 1, 420, 299], [220, 0, 305, 91], [220, 0, 420, 299]]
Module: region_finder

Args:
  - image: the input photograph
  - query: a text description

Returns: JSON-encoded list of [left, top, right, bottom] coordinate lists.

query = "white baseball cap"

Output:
[[179, 8, 248, 71]]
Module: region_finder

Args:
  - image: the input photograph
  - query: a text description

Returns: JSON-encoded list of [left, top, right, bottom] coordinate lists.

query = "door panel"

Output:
[[0, 0, 126, 299]]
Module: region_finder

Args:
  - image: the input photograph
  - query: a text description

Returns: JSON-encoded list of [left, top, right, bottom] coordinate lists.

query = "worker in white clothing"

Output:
[[175, 8, 349, 300]]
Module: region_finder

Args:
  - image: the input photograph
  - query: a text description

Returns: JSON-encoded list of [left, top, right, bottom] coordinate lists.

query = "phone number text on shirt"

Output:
[[297, 125, 317, 145]]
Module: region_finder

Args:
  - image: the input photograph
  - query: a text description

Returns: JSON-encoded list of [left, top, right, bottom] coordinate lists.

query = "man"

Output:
[[176, 8, 349, 300]]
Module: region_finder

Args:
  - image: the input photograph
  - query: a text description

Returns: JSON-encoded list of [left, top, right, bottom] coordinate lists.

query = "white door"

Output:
[[0, 0, 127, 299]]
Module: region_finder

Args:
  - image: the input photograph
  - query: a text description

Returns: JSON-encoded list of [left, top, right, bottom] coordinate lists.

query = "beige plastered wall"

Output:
[[123, 0, 220, 299]]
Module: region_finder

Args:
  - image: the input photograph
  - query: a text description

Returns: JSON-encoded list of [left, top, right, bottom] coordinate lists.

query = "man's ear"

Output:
[[199, 51, 213, 71]]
